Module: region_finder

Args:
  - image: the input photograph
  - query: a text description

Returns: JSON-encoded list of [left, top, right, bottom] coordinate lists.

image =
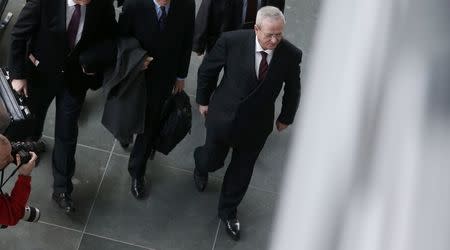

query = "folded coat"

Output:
[[101, 37, 147, 143]]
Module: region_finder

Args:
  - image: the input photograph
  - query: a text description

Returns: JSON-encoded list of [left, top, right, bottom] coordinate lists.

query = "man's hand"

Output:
[[141, 56, 154, 71], [199, 105, 208, 117], [11, 79, 28, 97], [17, 152, 37, 176], [276, 121, 288, 132], [173, 79, 185, 94]]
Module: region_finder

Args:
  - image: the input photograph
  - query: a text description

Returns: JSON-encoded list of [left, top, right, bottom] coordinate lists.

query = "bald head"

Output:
[[0, 134, 12, 169]]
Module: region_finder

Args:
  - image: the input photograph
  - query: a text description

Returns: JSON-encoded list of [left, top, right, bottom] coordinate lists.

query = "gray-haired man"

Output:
[[194, 6, 302, 241]]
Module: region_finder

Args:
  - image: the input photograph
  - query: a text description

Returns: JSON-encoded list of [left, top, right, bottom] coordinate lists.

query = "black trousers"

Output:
[[29, 76, 86, 194], [128, 76, 167, 178], [194, 130, 265, 220]]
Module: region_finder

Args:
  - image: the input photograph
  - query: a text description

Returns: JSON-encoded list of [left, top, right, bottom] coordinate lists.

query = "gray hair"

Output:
[[255, 6, 286, 27]]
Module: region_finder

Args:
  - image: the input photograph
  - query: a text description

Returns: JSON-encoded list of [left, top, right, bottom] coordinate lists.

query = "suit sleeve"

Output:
[[102, 0, 119, 39], [118, 0, 134, 37], [196, 33, 227, 106], [0, 175, 31, 226], [277, 49, 302, 125], [192, 0, 212, 54], [177, 0, 195, 79], [8, 0, 41, 80]]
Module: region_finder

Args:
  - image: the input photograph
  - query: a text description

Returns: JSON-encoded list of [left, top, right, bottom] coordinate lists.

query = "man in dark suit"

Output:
[[194, 6, 301, 241], [9, 0, 117, 213], [193, 0, 285, 55], [118, 0, 195, 200]]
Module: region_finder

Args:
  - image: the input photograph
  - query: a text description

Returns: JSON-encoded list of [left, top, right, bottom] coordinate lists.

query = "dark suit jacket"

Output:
[[118, 0, 195, 107], [8, 0, 117, 92], [197, 30, 301, 148], [193, 0, 285, 54]]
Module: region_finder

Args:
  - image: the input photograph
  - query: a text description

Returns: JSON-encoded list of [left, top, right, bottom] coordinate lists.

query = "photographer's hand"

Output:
[[11, 79, 28, 97], [17, 152, 37, 176]]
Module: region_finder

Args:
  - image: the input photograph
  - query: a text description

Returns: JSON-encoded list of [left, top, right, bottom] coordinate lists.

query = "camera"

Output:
[[0, 205, 41, 228], [10, 140, 46, 165], [23, 205, 40, 222]]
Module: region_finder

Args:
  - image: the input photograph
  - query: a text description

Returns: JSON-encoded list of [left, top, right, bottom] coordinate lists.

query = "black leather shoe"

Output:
[[131, 177, 145, 200], [223, 218, 240, 241], [52, 192, 75, 214], [193, 167, 208, 192]]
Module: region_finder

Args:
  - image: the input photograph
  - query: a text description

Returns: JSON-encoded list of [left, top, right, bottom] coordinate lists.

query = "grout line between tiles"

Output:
[[211, 220, 221, 250], [38, 220, 83, 233], [42, 135, 112, 154], [112, 151, 130, 158], [76, 140, 117, 250], [83, 232, 157, 250]]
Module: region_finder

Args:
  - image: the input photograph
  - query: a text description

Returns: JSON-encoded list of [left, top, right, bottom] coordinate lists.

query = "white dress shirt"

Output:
[[66, 0, 86, 46], [153, 0, 171, 19], [255, 37, 274, 77]]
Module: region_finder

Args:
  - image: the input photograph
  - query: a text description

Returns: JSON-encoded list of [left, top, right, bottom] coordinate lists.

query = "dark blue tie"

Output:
[[159, 6, 167, 31]]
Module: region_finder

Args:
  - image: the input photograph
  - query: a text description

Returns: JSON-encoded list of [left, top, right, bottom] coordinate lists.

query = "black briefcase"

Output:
[[154, 91, 192, 155], [0, 68, 33, 140]]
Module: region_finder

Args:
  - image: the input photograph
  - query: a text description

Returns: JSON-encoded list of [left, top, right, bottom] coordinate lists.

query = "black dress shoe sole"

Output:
[[131, 191, 145, 200], [194, 169, 208, 192], [223, 219, 241, 241], [130, 178, 146, 200], [225, 227, 240, 241], [52, 194, 75, 214]]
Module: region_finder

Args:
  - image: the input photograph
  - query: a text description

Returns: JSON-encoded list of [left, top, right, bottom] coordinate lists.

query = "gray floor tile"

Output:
[[213, 190, 279, 250], [79, 234, 154, 250], [85, 154, 220, 250], [0, 222, 81, 250], [6, 138, 111, 231]]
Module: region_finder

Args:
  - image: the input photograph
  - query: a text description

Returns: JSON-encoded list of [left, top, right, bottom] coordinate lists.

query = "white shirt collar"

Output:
[[67, 0, 77, 7], [255, 37, 274, 56], [153, 0, 170, 10]]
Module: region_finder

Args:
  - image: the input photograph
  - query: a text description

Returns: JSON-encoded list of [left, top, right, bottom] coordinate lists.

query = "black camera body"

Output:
[[10, 140, 46, 165]]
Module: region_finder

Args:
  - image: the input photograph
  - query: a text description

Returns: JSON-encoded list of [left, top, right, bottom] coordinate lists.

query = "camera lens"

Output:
[[11, 141, 46, 154], [22, 206, 40, 223]]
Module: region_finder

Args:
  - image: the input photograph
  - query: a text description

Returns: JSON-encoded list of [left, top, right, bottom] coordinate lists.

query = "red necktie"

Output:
[[67, 4, 81, 49], [258, 51, 268, 81]]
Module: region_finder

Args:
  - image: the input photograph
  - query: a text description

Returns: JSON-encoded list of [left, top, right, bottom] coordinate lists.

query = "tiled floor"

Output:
[[0, 1, 321, 249]]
